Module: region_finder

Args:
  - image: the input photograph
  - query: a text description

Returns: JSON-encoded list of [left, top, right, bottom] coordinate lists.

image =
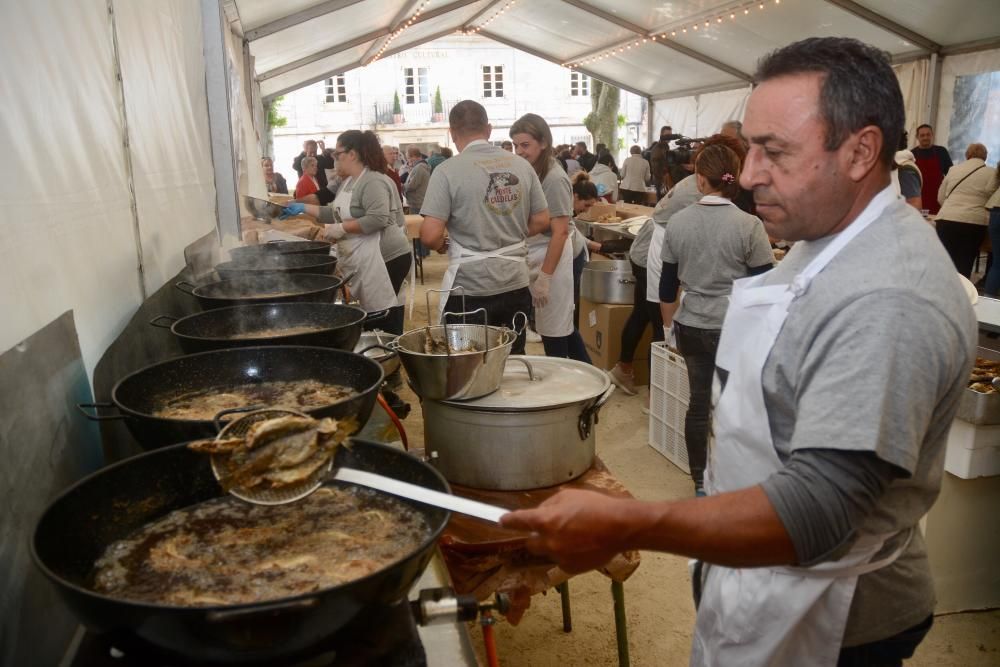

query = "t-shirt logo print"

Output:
[[484, 170, 521, 215]]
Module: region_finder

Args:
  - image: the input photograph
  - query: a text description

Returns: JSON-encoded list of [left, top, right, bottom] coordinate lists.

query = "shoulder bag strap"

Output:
[[944, 164, 986, 201]]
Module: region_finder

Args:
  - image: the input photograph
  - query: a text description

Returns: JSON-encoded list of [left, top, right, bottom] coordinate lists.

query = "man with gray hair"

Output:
[[420, 100, 550, 353], [501, 37, 975, 666]]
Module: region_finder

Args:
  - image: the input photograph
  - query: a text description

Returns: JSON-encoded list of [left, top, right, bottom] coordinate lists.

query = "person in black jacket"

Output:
[[574, 141, 597, 172]]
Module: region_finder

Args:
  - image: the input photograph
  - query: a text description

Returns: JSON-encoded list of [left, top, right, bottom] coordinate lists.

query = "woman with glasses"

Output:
[[283, 131, 411, 333]]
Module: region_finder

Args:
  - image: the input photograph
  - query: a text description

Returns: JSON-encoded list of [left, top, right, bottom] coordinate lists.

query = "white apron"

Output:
[[334, 171, 397, 313], [438, 236, 526, 322], [526, 233, 575, 337], [645, 221, 666, 303], [691, 187, 911, 667]]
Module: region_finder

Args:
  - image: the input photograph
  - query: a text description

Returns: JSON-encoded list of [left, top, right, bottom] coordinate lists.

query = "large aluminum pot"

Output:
[[423, 356, 615, 490], [582, 259, 636, 304], [391, 322, 516, 400], [355, 330, 400, 377]]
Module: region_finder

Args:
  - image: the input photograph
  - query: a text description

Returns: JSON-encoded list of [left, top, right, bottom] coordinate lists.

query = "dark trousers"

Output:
[[620, 189, 646, 205], [620, 262, 664, 362], [444, 287, 532, 355], [385, 253, 412, 294], [837, 614, 933, 667], [675, 322, 721, 488], [573, 248, 586, 329], [937, 219, 987, 278], [984, 209, 1000, 296]]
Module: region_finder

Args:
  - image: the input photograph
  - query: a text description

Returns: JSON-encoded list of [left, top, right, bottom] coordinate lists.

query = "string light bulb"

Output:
[[464, 0, 518, 34]]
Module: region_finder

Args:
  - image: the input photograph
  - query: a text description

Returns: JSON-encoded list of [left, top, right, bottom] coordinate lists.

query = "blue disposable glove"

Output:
[[280, 203, 306, 219], [595, 183, 609, 196]]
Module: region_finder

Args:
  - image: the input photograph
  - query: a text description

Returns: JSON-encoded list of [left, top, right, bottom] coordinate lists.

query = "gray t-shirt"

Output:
[[420, 141, 547, 296], [755, 198, 976, 645], [540, 162, 573, 232], [662, 200, 773, 329]]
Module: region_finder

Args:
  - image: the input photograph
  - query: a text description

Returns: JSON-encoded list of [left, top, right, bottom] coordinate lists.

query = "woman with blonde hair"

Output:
[[510, 113, 589, 361]]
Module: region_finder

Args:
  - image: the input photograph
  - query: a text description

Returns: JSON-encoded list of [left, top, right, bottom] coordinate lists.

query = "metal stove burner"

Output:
[[67, 599, 426, 667]]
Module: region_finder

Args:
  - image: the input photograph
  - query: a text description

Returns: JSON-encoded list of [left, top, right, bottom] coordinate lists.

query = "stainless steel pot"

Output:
[[581, 259, 636, 304], [391, 321, 517, 401], [355, 330, 400, 377], [423, 356, 615, 490]]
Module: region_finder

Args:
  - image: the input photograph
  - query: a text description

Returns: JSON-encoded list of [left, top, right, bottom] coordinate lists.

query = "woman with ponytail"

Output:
[[282, 130, 411, 333], [658, 143, 774, 495], [510, 113, 590, 361]]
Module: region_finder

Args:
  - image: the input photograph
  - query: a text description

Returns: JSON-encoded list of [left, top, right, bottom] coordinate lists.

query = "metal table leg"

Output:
[[612, 581, 630, 667], [556, 582, 572, 632]]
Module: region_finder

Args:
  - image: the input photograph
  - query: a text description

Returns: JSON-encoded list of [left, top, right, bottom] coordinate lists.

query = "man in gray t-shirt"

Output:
[[421, 101, 548, 352], [497, 37, 976, 665]]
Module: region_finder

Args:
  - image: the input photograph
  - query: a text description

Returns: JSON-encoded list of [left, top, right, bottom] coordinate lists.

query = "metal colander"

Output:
[[210, 407, 334, 505]]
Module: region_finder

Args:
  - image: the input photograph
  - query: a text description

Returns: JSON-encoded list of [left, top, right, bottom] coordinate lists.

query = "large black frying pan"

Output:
[[214, 253, 338, 281], [78, 346, 383, 449], [175, 273, 344, 310], [149, 303, 391, 354], [228, 240, 332, 261], [32, 439, 449, 664]]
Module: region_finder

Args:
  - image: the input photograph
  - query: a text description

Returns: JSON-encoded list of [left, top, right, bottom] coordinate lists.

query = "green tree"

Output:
[[393, 91, 402, 115], [433, 86, 444, 114], [582, 79, 620, 152], [263, 96, 287, 157]]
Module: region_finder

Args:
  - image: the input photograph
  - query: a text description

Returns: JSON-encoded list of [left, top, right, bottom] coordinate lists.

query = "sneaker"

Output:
[[526, 328, 542, 343], [607, 364, 637, 396], [695, 488, 707, 498]]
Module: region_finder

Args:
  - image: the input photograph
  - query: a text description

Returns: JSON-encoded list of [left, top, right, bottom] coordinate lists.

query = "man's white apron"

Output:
[[691, 187, 910, 667]]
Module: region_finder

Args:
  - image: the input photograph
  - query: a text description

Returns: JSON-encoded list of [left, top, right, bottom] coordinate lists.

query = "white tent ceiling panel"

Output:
[[853, 0, 1000, 47], [238, 0, 339, 32], [490, 0, 638, 61], [370, 4, 488, 54], [569, 0, 697, 29], [260, 42, 374, 98], [250, 0, 397, 73], [668, 1, 918, 77], [584, 45, 741, 95]]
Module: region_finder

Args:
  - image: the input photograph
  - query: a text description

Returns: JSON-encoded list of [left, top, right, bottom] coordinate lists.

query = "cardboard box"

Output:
[[580, 298, 653, 385]]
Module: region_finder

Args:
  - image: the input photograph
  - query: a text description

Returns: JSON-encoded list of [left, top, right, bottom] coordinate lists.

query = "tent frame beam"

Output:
[[245, 0, 365, 41], [258, 27, 387, 81], [557, 0, 752, 82], [360, 0, 425, 66], [480, 30, 647, 98], [652, 81, 750, 101], [462, 0, 506, 29], [359, 0, 482, 66], [822, 0, 940, 53]]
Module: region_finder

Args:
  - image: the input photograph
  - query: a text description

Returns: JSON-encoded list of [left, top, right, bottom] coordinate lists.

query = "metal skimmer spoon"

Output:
[[210, 408, 508, 523]]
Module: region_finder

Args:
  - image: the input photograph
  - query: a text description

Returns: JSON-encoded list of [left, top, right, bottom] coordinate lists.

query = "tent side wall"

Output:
[[0, 2, 221, 664]]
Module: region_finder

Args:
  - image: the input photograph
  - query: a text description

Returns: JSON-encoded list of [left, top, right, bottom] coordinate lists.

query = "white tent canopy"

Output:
[[235, 0, 1000, 103]]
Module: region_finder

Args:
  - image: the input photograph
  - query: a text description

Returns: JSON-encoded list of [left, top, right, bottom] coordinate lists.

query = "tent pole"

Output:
[[646, 96, 655, 149], [927, 52, 942, 128], [201, 0, 241, 241]]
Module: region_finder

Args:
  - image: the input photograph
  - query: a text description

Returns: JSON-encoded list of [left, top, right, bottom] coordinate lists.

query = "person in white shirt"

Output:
[[619, 145, 651, 205]]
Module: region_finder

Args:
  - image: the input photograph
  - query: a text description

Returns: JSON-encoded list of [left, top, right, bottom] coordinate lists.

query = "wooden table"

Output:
[[435, 457, 641, 667]]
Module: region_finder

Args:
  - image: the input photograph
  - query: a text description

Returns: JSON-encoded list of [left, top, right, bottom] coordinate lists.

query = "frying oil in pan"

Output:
[[91, 486, 429, 606], [153, 380, 355, 421]]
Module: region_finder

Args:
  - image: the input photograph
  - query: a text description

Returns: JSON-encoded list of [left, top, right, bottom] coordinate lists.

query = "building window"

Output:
[[404, 67, 429, 104], [482, 65, 504, 98], [324, 75, 347, 103], [570, 72, 590, 97]]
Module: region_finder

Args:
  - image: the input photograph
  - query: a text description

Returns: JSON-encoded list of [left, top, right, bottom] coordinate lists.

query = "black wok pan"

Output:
[[32, 439, 449, 664], [149, 303, 391, 354], [78, 346, 383, 449], [175, 273, 344, 310], [214, 254, 338, 281], [228, 240, 332, 261]]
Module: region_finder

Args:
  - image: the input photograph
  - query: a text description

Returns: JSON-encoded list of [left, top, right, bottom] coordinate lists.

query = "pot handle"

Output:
[[212, 405, 265, 432], [205, 596, 320, 623], [511, 311, 528, 336], [508, 356, 535, 381], [577, 385, 616, 440], [149, 314, 179, 329], [174, 280, 197, 295], [338, 271, 357, 303], [76, 402, 126, 422], [617, 277, 637, 285], [357, 343, 397, 360], [362, 308, 391, 325]]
